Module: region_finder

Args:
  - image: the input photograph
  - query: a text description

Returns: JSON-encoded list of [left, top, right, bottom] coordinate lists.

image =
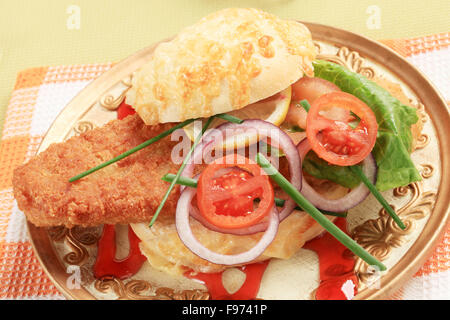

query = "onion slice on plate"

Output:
[[297, 138, 377, 212], [175, 186, 280, 265]]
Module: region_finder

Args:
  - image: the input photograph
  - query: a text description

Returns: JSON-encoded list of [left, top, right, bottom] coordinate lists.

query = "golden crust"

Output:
[[126, 8, 316, 125], [12, 114, 181, 228]]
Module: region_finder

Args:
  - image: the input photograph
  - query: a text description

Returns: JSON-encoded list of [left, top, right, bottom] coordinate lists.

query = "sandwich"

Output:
[[12, 8, 422, 280]]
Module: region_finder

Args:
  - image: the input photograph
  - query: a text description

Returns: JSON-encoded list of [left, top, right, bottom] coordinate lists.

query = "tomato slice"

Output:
[[286, 77, 341, 129], [211, 170, 258, 217], [196, 154, 274, 229], [306, 92, 378, 166]]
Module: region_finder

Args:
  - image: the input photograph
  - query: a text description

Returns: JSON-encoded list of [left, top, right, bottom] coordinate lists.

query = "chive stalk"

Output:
[[69, 113, 241, 183], [256, 152, 386, 271], [299, 99, 311, 112], [349, 166, 405, 229], [69, 118, 196, 182], [215, 113, 244, 124], [162, 174, 198, 188]]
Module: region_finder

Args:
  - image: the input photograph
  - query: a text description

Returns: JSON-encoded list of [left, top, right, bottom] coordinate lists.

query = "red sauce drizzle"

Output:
[[303, 217, 358, 300], [185, 261, 269, 300], [117, 101, 136, 120], [93, 224, 147, 280]]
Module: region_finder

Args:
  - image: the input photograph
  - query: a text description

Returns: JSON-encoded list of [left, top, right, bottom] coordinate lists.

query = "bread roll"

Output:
[[126, 8, 316, 125], [131, 211, 335, 276]]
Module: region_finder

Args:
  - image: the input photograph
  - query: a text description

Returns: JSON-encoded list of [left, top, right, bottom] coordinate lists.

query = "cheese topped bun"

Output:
[[126, 8, 316, 125]]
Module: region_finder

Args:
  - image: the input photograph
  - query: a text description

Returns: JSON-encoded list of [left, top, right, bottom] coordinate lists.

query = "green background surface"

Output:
[[1, 0, 449, 138]]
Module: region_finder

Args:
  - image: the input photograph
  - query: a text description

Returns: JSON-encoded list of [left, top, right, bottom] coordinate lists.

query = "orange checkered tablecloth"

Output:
[[0, 34, 449, 300]]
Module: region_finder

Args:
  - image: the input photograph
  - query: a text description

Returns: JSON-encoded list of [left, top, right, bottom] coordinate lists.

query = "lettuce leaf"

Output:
[[308, 60, 421, 191], [303, 151, 362, 188]]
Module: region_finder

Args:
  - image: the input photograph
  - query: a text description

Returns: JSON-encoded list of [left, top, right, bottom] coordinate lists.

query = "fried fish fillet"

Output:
[[13, 114, 181, 228]]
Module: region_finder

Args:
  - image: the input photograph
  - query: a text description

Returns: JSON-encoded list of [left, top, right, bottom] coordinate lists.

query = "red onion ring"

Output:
[[175, 186, 279, 265], [179, 119, 301, 234], [297, 138, 377, 212]]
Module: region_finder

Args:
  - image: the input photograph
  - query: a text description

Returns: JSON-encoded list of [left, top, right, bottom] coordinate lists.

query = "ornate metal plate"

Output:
[[27, 22, 449, 300]]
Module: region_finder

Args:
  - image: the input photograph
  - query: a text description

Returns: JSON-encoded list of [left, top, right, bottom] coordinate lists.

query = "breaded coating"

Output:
[[13, 114, 181, 228]]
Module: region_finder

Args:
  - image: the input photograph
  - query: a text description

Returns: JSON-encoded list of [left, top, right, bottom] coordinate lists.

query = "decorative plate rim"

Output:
[[27, 22, 450, 300]]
